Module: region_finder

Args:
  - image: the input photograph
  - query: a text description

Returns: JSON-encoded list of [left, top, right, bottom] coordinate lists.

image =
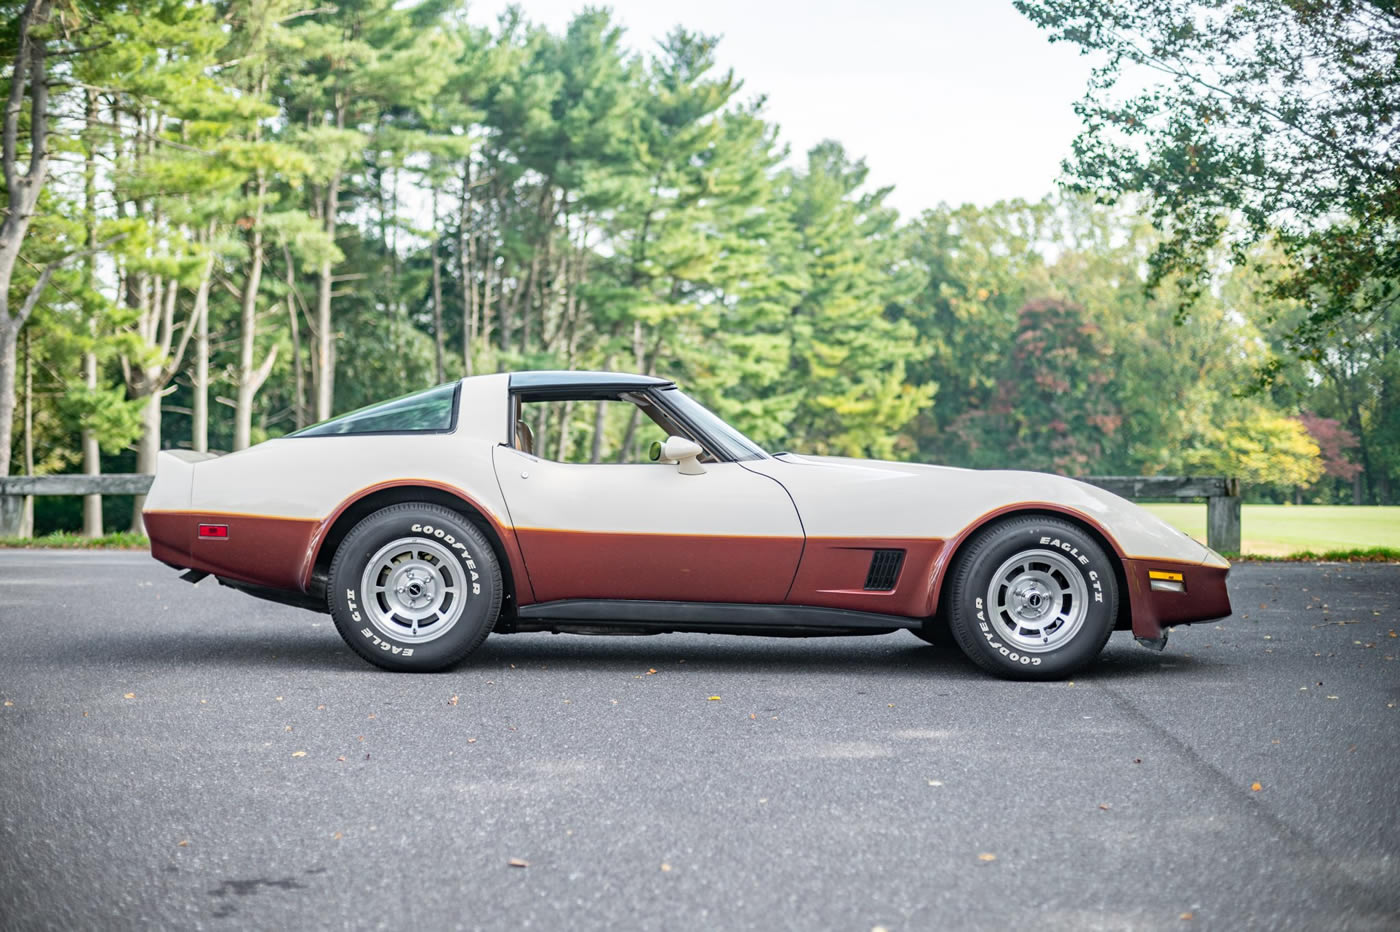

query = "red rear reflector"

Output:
[[198, 524, 229, 539]]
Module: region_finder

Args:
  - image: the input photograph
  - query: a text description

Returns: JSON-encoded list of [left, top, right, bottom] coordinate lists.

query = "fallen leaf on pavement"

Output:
[[467, 738, 477, 744], [646, 668, 658, 675], [292, 750, 307, 758], [1180, 913, 1194, 921], [1250, 781, 1262, 791], [508, 857, 529, 868], [332, 832, 343, 840], [1098, 804, 1111, 810], [123, 693, 135, 699], [978, 853, 997, 862], [660, 863, 672, 872], [448, 695, 458, 706], [336, 756, 346, 762], [708, 696, 721, 701], [177, 840, 189, 847]]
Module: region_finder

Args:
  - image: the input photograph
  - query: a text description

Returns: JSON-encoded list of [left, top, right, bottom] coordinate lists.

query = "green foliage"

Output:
[[11, 0, 1398, 536], [1015, 0, 1400, 378], [1181, 405, 1323, 490], [953, 298, 1120, 476]]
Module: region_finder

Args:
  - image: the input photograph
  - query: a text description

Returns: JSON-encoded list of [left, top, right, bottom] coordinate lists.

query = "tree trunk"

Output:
[[283, 244, 307, 430], [19, 327, 32, 536], [459, 159, 474, 377], [431, 183, 444, 384], [190, 237, 214, 453], [555, 400, 575, 462], [234, 176, 269, 451], [0, 0, 55, 479], [315, 169, 340, 420], [314, 101, 345, 420], [129, 384, 161, 534], [0, 322, 18, 479], [315, 255, 334, 418], [82, 87, 101, 534], [82, 347, 101, 534]]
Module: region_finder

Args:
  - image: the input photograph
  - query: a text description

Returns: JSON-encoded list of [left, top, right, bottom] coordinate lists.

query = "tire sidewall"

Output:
[[949, 518, 1117, 679], [329, 505, 501, 671]]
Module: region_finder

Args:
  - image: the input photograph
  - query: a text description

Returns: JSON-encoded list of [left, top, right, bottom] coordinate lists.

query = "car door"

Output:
[[492, 444, 803, 604]]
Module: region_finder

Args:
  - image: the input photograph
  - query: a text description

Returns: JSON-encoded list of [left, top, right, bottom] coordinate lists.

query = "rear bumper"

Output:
[[1122, 557, 1232, 641], [144, 509, 317, 592]]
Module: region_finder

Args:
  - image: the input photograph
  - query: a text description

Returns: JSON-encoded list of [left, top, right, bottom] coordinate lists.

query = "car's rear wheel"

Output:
[[945, 515, 1118, 680], [328, 503, 502, 671]]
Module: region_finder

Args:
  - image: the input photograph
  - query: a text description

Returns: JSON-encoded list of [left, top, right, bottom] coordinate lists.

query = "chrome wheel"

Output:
[[359, 537, 467, 644], [985, 548, 1088, 653]]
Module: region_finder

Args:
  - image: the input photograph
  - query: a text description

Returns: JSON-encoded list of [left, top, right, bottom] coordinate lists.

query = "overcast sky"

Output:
[[469, 1, 1098, 217]]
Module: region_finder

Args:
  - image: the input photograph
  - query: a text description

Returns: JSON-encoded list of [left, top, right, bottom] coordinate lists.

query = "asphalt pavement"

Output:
[[1, 552, 1397, 931]]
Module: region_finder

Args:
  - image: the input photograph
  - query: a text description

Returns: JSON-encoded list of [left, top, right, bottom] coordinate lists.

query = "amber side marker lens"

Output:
[[198, 524, 229, 540], [1148, 569, 1185, 593]]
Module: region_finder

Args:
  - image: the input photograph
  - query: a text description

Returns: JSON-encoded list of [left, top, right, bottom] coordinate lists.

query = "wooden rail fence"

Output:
[[0, 472, 1243, 553]]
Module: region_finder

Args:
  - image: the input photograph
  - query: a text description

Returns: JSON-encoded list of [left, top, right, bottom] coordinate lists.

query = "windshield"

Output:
[[660, 387, 768, 461]]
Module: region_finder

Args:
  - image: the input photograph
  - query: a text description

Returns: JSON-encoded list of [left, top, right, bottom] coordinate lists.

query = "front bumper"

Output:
[[1122, 556, 1232, 642]]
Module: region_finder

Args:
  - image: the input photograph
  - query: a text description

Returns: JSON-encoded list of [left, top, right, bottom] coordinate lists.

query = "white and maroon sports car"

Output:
[[145, 371, 1231, 679]]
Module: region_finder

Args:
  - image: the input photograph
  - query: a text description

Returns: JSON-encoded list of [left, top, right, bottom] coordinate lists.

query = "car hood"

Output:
[[748, 453, 1220, 566]]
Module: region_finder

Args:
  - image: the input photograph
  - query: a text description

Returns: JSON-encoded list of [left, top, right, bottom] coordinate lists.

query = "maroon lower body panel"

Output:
[[1121, 558, 1232, 640], [785, 537, 946, 616], [511, 529, 804, 604], [509, 529, 947, 617], [144, 510, 318, 591]]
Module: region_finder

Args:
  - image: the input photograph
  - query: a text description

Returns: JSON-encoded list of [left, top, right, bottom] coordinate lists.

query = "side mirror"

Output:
[[660, 435, 706, 475]]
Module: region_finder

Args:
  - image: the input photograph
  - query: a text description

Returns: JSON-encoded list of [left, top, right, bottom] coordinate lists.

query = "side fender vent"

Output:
[[864, 549, 905, 591]]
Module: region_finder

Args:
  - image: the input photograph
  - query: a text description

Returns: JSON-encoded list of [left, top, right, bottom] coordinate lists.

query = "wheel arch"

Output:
[[303, 481, 530, 610], [928, 504, 1132, 632]]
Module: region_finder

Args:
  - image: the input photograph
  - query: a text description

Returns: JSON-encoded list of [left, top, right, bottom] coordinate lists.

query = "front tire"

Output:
[[912, 618, 958, 648], [946, 515, 1118, 680], [328, 503, 503, 671]]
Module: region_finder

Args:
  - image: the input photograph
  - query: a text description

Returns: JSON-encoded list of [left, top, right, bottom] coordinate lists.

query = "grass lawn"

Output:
[[0, 531, 149, 550], [1140, 504, 1400, 557]]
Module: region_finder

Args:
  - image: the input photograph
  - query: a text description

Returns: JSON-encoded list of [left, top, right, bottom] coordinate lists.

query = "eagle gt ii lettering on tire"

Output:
[[945, 515, 1118, 680], [328, 503, 503, 672]]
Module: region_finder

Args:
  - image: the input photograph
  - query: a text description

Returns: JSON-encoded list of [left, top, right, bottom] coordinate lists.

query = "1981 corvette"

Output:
[[144, 371, 1231, 679]]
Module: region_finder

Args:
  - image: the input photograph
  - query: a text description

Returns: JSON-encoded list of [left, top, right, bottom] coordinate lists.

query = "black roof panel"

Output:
[[509, 370, 674, 392]]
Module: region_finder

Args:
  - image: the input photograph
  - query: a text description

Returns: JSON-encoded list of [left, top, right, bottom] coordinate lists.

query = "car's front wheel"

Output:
[[327, 503, 503, 671], [912, 618, 958, 649], [945, 515, 1118, 680]]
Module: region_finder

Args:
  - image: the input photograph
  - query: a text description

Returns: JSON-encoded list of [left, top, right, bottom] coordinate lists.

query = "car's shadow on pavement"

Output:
[[468, 630, 1226, 682], [37, 622, 1226, 682]]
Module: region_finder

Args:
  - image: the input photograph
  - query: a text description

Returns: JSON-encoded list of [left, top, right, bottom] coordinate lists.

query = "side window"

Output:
[[518, 394, 663, 461], [292, 383, 458, 437], [517, 398, 670, 464]]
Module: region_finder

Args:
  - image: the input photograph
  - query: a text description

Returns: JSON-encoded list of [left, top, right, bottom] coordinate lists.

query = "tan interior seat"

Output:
[[515, 419, 534, 455]]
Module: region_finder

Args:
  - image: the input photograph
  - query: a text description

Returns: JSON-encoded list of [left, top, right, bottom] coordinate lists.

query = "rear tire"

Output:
[[946, 515, 1118, 680], [327, 503, 503, 671]]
